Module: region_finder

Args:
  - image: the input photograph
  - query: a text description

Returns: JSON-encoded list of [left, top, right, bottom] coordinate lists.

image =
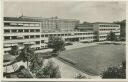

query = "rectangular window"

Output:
[[18, 29, 23, 32], [41, 35, 44, 37], [24, 29, 29, 32], [11, 36, 17, 39], [35, 29, 40, 32], [36, 41, 40, 44], [35, 35, 40, 38], [30, 29, 35, 32], [4, 23, 10, 26], [30, 35, 34, 38], [4, 36, 10, 40], [41, 40, 44, 43], [4, 29, 10, 33], [24, 36, 29, 39], [45, 34, 48, 37], [12, 29, 17, 33]]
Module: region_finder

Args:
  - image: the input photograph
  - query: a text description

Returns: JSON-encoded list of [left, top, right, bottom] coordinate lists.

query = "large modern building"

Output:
[[93, 22, 120, 41], [3, 16, 121, 54]]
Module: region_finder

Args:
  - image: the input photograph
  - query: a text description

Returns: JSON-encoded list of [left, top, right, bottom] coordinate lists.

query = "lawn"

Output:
[[59, 44, 126, 75]]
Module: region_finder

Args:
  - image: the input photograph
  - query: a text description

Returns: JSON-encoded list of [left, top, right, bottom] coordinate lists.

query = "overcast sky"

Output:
[[4, 1, 126, 23]]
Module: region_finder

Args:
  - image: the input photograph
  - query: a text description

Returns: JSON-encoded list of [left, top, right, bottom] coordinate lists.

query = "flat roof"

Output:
[[93, 22, 120, 25], [4, 16, 79, 22]]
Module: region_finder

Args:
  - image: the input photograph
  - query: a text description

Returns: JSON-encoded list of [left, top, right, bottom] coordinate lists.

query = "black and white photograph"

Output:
[[2, 0, 126, 79]]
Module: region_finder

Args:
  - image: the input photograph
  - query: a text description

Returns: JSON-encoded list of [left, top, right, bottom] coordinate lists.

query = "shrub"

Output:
[[101, 61, 126, 79]]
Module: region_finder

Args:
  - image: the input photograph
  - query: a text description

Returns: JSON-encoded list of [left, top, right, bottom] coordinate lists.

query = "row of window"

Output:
[[42, 23, 75, 26], [79, 37, 94, 39], [4, 29, 40, 33], [99, 29, 116, 31], [41, 34, 71, 37], [100, 25, 119, 27], [99, 36, 107, 38], [35, 40, 46, 44], [75, 33, 93, 35], [41, 32, 94, 37], [99, 31, 120, 34], [4, 22, 40, 27], [4, 35, 40, 40]]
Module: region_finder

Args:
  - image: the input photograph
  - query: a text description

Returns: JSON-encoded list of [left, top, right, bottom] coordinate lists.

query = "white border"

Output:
[[1, 0, 128, 81]]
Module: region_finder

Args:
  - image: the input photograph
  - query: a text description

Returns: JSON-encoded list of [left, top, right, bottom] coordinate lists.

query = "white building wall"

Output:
[[93, 23, 120, 41], [3, 21, 42, 53]]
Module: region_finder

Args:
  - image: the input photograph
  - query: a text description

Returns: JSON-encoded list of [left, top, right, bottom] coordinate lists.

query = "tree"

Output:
[[35, 60, 61, 78], [29, 54, 44, 74], [9, 45, 19, 56], [20, 44, 35, 68], [4, 44, 35, 69], [47, 36, 65, 56], [106, 31, 117, 41], [3, 65, 33, 78], [101, 61, 126, 79]]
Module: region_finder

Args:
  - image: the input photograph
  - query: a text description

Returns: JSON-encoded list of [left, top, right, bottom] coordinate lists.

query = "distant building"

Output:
[[77, 22, 93, 31], [15, 16, 80, 32], [93, 22, 120, 41]]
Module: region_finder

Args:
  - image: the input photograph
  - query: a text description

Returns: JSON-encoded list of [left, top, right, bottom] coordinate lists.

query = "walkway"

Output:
[[51, 58, 101, 79], [65, 42, 98, 50]]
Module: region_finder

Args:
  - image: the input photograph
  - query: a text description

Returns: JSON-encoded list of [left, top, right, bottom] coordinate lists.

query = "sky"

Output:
[[4, 1, 126, 23]]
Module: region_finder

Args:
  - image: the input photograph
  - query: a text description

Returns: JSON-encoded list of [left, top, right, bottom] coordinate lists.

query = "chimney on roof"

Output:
[[19, 13, 24, 18]]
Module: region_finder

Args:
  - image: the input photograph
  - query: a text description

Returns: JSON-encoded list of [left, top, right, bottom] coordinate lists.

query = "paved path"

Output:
[[65, 42, 98, 50], [51, 58, 101, 79]]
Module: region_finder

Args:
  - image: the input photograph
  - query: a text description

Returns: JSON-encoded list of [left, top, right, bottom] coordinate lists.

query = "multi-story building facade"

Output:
[[77, 24, 93, 32], [3, 17, 121, 54], [41, 31, 94, 43], [20, 16, 79, 32], [3, 16, 95, 53], [93, 22, 120, 41], [3, 18, 42, 53]]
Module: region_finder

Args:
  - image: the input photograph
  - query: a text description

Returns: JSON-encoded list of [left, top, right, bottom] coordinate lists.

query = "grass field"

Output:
[[59, 44, 126, 75]]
